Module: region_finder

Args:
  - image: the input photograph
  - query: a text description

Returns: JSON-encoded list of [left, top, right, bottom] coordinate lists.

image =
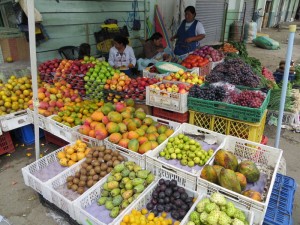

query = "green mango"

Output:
[[129, 171, 136, 179], [107, 175, 115, 182], [110, 207, 120, 218], [133, 165, 142, 172], [119, 182, 125, 189], [114, 163, 125, 173], [137, 170, 150, 179], [107, 181, 119, 190], [97, 197, 107, 206], [112, 195, 123, 207], [146, 173, 155, 185], [121, 168, 130, 177], [132, 178, 145, 186], [103, 183, 109, 191], [101, 190, 109, 197], [133, 184, 145, 193], [105, 200, 114, 210], [125, 181, 133, 190], [128, 196, 134, 203], [122, 190, 133, 200], [114, 173, 122, 181], [133, 193, 141, 199], [121, 200, 130, 209], [111, 188, 121, 197]]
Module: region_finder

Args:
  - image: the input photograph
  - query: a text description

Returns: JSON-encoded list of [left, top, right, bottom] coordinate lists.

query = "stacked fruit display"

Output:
[[229, 90, 266, 108], [188, 85, 227, 101], [56, 140, 90, 167], [0, 75, 33, 115], [181, 55, 210, 69], [158, 134, 214, 167], [66, 145, 126, 195], [51, 100, 102, 127], [38, 58, 61, 84], [193, 46, 224, 62], [219, 43, 239, 54], [97, 161, 155, 218], [200, 149, 262, 202], [145, 179, 194, 221], [163, 70, 204, 85], [148, 82, 192, 94], [186, 193, 250, 225], [28, 80, 82, 117]]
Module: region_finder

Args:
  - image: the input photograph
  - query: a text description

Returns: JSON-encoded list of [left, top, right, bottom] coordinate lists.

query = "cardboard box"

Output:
[[0, 37, 30, 62]]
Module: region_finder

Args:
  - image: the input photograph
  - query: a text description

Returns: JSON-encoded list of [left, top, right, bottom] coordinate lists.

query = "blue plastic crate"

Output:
[[263, 209, 293, 225], [268, 186, 295, 214], [274, 173, 297, 191], [12, 124, 44, 145]]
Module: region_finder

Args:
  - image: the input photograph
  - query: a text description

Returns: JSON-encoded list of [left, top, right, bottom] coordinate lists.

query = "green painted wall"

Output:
[[35, 0, 146, 62], [268, 0, 280, 27]]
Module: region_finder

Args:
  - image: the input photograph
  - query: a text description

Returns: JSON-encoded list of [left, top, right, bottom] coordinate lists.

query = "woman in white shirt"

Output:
[[108, 35, 136, 70]]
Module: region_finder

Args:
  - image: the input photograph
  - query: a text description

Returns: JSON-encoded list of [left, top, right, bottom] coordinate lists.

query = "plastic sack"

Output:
[[244, 21, 257, 43], [253, 36, 280, 50]]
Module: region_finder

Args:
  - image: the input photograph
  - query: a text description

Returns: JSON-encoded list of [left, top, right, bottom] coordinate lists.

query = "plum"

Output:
[[165, 180, 170, 187], [158, 198, 165, 204], [160, 184, 166, 191], [178, 187, 185, 194], [146, 202, 154, 210], [180, 193, 188, 200], [152, 191, 158, 199], [170, 179, 177, 187], [164, 196, 170, 203], [151, 198, 158, 205], [173, 191, 180, 199], [158, 192, 165, 199], [159, 179, 165, 185], [157, 204, 164, 212]]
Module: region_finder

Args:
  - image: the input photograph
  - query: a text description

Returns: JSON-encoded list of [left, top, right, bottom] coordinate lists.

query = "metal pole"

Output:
[[222, 2, 229, 44], [241, 2, 246, 42], [27, 0, 40, 160], [275, 25, 297, 148]]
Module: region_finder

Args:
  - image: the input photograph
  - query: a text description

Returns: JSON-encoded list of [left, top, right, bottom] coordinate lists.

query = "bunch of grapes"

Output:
[[229, 90, 265, 108], [206, 58, 260, 87], [189, 85, 226, 101]]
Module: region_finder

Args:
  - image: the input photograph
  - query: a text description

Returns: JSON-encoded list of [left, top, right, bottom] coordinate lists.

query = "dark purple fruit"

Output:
[[158, 198, 165, 204], [178, 187, 185, 194], [178, 209, 186, 219], [165, 180, 170, 187], [158, 192, 165, 199], [164, 204, 172, 212], [188, 201, 194, 208], [151, 198, 158, 205], [160, 184, 166, 191], [157, 204, 164, 212], [173, 186, 179, 191], [164, 197, 170, 203], [152, 191, 158, 199], [180, 193, 188, 200], [170, 196, 175, 204], [170, 180, 177, 187], [146, 202, 154, 210], [185, 197, 193, 203], [159, 179, 165, 185], [165, 188, 172, 197], [154, 187, 161, 193], [152, 209, 159, 217], [175, 199, 183, 207], [173, 191, 180, 199], [182, 204, 188, 211], [171, 211, 179, 220]]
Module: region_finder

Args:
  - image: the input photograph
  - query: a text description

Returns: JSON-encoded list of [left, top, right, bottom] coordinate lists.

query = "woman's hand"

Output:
[[128, 63, 134, 68]]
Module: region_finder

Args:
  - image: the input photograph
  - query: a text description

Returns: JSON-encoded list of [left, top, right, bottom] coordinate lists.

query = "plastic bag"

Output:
[[244, 22, 257, 43], [253, 36, 280, 50]]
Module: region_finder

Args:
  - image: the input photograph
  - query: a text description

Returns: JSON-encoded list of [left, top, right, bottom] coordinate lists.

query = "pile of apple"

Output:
[[65, 60, 94, 88], [163, 70, 204, 85], [38, 59, 61, 84], [149, 82, 192, 94]]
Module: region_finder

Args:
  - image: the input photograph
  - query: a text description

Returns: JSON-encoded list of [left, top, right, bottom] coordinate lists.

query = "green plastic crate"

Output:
[[188, 89, 270, 123]]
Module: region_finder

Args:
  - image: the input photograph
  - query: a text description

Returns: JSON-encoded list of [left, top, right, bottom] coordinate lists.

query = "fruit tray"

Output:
[[48, 115, 76, 142], [73, 168, 155, 225], [188, 88, 270, 123], [197, 135, 283, 225], [146, 81, 189, 113], [104, 115, 181, 168], [22, 143, 77, 201], [146, 123, 226, 190], [114, 179, 202, 225], [73, 125, 104, 147], [0, 110, 30, 132], [27, 108, 51, 131]]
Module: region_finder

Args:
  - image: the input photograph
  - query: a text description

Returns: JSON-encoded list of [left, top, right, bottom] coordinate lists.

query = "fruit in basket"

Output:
[[237, 160, 260, 183], [200, 165, 218, 183], [242, 190, 262, 202], [219, 168, 242, 194], [193, 46, 224, 62], [235, 172, 247, 190], [181, 54, 210, 69], [149, 82, 192, 93], [164, 71, 204, 84], [214, 150, 238, 171]]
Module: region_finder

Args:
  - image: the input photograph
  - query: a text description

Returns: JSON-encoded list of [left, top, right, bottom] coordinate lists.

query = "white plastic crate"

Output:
[[209, 59, 224, 70], [47, 115, 75, 142], [197, 135, 283, 225], [0, 110, 30, 131], [146, 81, 188, 113], [146, 123, 226, 190], [267, 110, 300, 128], [73, 170, 155, 225], [26, 108, 51, 131], [142, 65, 169, 79], [104, 116, 181, 168], [22, 144, 73, 201], [181, 190, 254, 225], [73, 125, 104, 146], [114, 179, 202, 225]]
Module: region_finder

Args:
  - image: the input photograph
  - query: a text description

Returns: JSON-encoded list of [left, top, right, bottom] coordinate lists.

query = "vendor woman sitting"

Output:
[[108, 35, 136, 74]]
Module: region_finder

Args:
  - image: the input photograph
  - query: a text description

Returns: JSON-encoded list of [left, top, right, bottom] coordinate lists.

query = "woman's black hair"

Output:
[[114, 35, 129, 46], [78, 43, 91, 59], [185, 6, 196, 15], [146, 32, 163, 42]]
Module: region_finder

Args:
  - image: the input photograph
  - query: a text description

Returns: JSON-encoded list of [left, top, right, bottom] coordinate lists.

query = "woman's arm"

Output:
[[186, 34, 206, 43]]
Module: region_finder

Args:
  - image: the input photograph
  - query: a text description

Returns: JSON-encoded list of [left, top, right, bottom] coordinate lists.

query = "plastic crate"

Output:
[[72, 125, 104, 147], [261, 135, 268, 145], [189, 110, 267, 143], [142, 65, 169, 79], [47, 115, 76, 143], [181, 189, 254, 225], [198, 63, 211, 76], [27, 108, 51, 131], [104, 115, 181, 168], [0, 131, 15, 155], [209, 58, 224, 70], [22, 143, 76, 201], [0, 110, 30, 131], [114, 179, 203, 225], [146, 81, 188, 113], [11, 124, 45, 145], [188, 89, 270, 123], [146, 123, 226, 190], [263, 210, 293, 225], [73, 168, 154, 225], [267, 110, 300, 128], [152, 107, 189, 123], [197, 135, 283, 225], [44, 131, 70, 147]]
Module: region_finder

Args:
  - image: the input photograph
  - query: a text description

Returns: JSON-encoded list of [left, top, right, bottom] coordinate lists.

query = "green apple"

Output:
[[187, 161, 194, 167], [193, 157, 200, 164], [171, 153, 177, 159], [178, 134, 184, 139], [177, 153, 182, 160], [168, 148, 175, 154], [180, 159, 188, 166], [189, 145, 197, 152], [168, 137, 175, 143], [159, 151, 165, 157], [174, 148, 181, 154]]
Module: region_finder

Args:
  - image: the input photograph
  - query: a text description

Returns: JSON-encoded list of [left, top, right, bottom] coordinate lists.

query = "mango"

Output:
[[235, 172, 247, 190], [133, 184, 145, 193], [128, 139, 139, 152], [138, 141, 152, 154], [137, 170, 150, 179], [237, 160, 260, 183], [107, 181, 119, 190], [132, 178, 145, 186], [214, 149, 238, 171], [200, 165, 218, 184], [122, 190, 133, 200], [219, 168, 242, 193]]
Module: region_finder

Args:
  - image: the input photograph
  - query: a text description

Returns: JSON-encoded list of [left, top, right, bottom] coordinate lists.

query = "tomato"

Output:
[[186, 63, 192, 69], [182, 62, 187, 67], [192, 63, 198, 68]]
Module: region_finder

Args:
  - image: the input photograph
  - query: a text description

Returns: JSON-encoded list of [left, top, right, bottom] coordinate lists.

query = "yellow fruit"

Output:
[[65, 154, 71, 159], [122, 215, 129, 223], [59, 158, 68, 166], [65, 147, 75, 155], [147, 213, 154, 221], [70, 153, 78, 162], [77, 152, 85, 161], [57, 151, 66, 159], [161, 212, 167, 218], [120, 222, 126, 225], [75, 139, 83, 145], [141, 208, 148, 215], [173, 221, 180, 225], [68, 160, 76, 167], [84, 148, 90, 155]]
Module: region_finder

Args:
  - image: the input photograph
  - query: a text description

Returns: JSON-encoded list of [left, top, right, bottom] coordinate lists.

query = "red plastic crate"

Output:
[[44, 131, 69, 147], [0, 131, 15, 155], [261, 135, 268, 145], [153, 107, 189, 123]]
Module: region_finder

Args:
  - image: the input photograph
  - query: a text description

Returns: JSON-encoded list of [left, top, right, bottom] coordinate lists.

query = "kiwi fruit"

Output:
[[71, 184, 78, 191], [118, 155, 125, 161], [99, 146, 106, 152], [93, 151, 99, 158], [85, 158, 92, 164], [73, 178, 80, 184], [87, 180, 93, 188], [111, 156, 117, 162], [113, 160, 121, 167], [78, 180, 86, 187], [104, 154, 112, 161], [98, 157, 104, 163], [104, 149, 112, 154], [107, 167, 113, 173], [86, 165, 93, 171], [80, 168, 87, 175], [100, 171, 107, 177], [94, 166, 101, 174], [107, 160, 113, 167], [93, 174, 99, 181], [86, 153, 93, 159], [81, 162, 89, 169], [100, 163, 108, 171], [77, 187, 85, 195], [92, 180, 98, 185], [67, 176, 74, 182], [80, 175, 87, 181], [67, 181, 73, 189], [75, 172, 80, 178], [112, 151, 119, 156], [92, 160, 100, 167], [89, 169, 96, 176], [88, 176, 93, 180], [98, 152, 104, 158]]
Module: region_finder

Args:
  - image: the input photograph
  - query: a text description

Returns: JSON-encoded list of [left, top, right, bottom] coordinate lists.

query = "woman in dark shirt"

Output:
[[143, 32, 164, 59]]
